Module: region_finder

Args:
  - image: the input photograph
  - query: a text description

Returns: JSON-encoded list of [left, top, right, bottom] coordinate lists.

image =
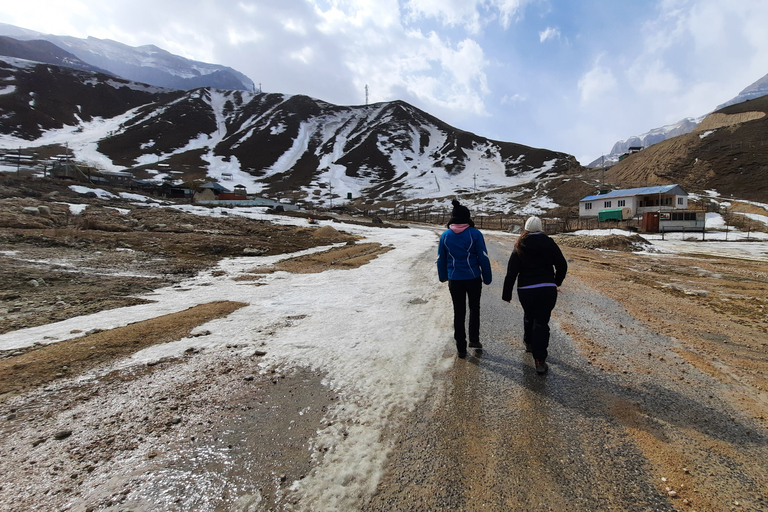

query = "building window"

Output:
[[604, 201, 612, 208], [678, 197, 684, 205], [671, 212, 697, 221], [585, 203, 592, 210], [618, 199, 626, 207]]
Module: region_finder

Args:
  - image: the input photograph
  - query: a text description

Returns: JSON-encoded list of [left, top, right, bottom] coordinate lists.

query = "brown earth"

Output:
[[561, 240, 768, 400], [0, 176, 366, 335]]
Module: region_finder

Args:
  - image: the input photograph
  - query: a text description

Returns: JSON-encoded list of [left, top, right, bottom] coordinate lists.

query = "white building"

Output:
[[579, 184, 689, 219]]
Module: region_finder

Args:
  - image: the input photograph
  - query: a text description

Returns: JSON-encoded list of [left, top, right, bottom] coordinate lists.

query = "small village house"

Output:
[[579, 184, 704, 232], [579, 184, 689, 218]]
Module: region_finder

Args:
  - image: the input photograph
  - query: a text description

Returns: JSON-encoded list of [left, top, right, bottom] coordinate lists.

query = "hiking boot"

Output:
[[535, 360, 548, 374], [524, 342, 532, 353], [468, 341, 483, 349], [457, 351, 467, 359]]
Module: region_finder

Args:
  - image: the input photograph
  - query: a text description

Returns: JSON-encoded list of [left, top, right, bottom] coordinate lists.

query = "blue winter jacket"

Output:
[[437, 226, 492, 284]]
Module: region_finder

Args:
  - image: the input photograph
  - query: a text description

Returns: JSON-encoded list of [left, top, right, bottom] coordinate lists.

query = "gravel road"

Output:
[[364, 235, 768, 511]]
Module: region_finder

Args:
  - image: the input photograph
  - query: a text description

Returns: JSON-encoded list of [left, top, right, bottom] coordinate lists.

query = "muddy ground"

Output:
[[0, 176, 767, 510]]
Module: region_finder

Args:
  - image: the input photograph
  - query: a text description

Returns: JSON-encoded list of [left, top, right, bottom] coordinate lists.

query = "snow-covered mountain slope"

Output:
[[587, 116, 704, 167], [0, 23, 254, 92], [716, 71, 768, 110], [0, 36, 108, 75], [0, 56, 580, 210]]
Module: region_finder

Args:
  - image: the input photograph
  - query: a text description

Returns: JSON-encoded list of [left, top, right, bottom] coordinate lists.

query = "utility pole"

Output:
[[431, 170, 440, 191]]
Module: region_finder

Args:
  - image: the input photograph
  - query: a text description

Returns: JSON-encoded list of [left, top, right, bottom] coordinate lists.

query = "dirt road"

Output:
[[364, 236, 768, 511]]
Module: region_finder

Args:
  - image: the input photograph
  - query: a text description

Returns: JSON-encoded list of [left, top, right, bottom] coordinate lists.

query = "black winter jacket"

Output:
[[502, 233, 567, 301]]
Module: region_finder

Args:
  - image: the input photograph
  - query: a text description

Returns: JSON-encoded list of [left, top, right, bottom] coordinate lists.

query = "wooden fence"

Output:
[[367, 205, 644, 234]]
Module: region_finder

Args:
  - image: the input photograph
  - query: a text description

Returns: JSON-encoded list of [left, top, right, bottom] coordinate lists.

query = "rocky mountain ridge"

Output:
[[0, 23, 254, 92]]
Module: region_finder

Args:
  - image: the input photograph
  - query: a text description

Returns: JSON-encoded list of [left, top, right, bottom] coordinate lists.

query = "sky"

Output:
[[2, 0, 768, 165]]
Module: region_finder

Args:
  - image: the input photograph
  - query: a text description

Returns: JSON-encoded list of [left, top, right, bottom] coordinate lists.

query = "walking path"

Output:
[[363, 235, 768, 511]]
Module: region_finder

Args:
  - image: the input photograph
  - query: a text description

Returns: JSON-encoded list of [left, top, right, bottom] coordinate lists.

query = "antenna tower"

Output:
[[365, 84, 369, 105]]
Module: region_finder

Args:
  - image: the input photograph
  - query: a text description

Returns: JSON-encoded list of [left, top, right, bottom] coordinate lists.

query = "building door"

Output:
[[642, 212, 659, 232]]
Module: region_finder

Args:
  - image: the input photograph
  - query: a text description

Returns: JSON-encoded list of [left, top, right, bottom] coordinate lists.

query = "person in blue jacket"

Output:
[[502, 216, 567, 374], [437, 199, 492, 358]]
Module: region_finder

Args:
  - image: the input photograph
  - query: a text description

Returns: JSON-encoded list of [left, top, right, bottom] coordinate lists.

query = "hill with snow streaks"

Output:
[[0, 56, 579, 208]]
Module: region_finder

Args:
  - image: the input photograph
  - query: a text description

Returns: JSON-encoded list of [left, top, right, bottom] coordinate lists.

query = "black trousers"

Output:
[[517, 286, 558, 362], [449, 277, 482, 352]]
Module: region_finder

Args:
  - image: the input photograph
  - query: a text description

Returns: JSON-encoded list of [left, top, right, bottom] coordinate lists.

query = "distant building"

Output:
[[579, 184, 689, 219]]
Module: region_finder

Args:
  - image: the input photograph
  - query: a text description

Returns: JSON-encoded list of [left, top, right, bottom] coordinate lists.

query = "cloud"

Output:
[[538, 26, 560, 43], [310, 1, 492, 114], [500, 93, 526, 106], [405, 0, 527, 32], [578, 61, 617, 104], [626, 59, 680, 94], [289, 46, 315, 65]]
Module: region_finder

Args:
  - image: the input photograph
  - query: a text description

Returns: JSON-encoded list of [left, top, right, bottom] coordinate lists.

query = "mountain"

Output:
[[0, 23, 254, 92], [0, 56, 580, 209], [716, 71, 768, 110], [0, 36, 110, 75], [589, 71, 768, 168], [587, 116, 704, 167], [602, 96, 768, 202]]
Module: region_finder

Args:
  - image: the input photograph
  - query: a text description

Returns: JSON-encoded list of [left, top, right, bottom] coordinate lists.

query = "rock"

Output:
[[243, 247, 267, 256], [22, 206, 40, 215], [244, 375, 254, 381], [31, 437, 47, 447], [38, 205, 51, 216], [54, 430, 72, 440], [253, 350, 267, 357], [29, 279, 40, 287], [231, 492, 263, 512]]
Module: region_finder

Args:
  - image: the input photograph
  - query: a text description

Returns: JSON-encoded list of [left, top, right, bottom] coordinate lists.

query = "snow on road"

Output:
[[0, 210, 454, 508]]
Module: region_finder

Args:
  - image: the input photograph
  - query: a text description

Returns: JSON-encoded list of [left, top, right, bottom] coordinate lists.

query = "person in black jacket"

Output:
[[502, 216, 567, 374]]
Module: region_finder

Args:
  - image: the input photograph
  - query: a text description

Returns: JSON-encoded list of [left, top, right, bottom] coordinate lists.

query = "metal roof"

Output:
[[580, 184, 686, 202]]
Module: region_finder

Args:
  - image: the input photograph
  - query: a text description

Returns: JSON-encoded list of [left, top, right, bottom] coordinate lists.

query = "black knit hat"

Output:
[[448, 199, 474, 227]]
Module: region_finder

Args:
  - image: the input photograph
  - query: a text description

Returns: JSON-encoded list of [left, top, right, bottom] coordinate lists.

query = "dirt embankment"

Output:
[[0, 177, 365, 334]]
